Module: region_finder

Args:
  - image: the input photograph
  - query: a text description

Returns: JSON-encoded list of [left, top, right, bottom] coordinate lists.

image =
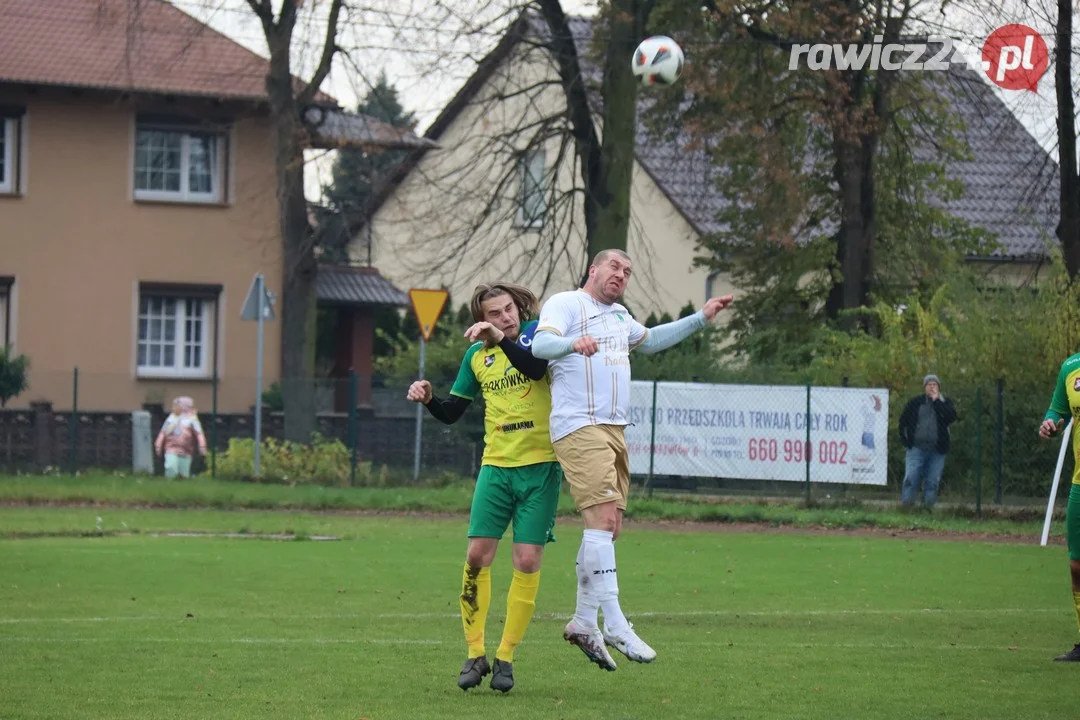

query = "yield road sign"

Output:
[[408, 288, 449, 341]]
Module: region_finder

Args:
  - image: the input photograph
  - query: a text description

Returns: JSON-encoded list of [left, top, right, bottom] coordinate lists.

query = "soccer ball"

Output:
[[631, 36, 684, 86]]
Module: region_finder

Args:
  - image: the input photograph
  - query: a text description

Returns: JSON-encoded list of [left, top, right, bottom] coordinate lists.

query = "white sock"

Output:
[[573, 534, 600, 628], [582, 529, 630, 634]]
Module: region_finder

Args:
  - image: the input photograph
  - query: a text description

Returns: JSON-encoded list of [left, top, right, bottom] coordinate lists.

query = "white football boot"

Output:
[[563, 618, 618, 671], [602, 622, 657, 663]]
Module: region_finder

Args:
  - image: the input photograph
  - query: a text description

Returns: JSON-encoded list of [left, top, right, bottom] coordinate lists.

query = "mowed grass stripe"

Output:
[[0, 514, 1073, 720], [0, 635, 1063, 653], [0, 607, 1067, 624]]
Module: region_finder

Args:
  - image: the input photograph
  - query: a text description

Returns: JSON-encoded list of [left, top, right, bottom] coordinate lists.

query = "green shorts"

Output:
[[468, 461, 562, 546], [1068, 484, 1080, 561]]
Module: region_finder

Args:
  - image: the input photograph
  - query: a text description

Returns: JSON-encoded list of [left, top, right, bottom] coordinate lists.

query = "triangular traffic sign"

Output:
[[240, 274, 276, 321], [408, 288, 449, 341]]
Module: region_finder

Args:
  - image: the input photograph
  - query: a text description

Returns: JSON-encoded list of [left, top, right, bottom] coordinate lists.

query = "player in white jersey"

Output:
[[531, 248, 733, 670]]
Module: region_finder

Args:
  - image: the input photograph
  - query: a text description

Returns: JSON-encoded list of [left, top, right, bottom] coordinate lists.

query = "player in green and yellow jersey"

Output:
[[1040, 351, 1080, 661], [406, 283, 560, 693]]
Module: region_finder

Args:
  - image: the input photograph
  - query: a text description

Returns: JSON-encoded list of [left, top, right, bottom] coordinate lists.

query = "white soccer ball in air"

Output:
[[631, 36, 684, 86]]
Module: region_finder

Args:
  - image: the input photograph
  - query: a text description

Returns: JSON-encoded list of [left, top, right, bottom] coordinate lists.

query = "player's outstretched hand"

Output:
[[1039, 418, 1065, 439], [464, 321, 505, 345], [406, 380, 433, 404], [572, 336, 599, 357], [702, 295, 735, 321]]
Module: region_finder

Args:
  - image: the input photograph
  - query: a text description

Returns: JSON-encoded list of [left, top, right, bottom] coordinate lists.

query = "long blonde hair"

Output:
[[469, 282, 539, 324]]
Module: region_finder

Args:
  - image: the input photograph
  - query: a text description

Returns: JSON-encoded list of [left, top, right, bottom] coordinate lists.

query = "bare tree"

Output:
[[237, 0, 343, 442], [176, 0, 678, 325], [347, 1, 679, 309], [539, 0, 656, 276], [170, 0, 442, 439]]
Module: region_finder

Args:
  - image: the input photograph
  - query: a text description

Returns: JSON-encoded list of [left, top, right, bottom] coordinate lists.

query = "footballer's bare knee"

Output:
[[466, 537, 498, 568], [511, 543, 544, 573], [581, 502, 618, 533]]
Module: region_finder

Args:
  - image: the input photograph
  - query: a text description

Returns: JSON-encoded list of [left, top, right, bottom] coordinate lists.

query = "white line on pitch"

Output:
[[373, 608, 1065, 620], [0, 607, 1064, 625], [0, 636, 1055, 652], [0, 636, 443, 645]]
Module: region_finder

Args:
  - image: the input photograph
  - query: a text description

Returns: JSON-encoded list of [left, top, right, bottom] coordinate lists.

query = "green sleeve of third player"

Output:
[[1045, 361, 1071, 423], [449, 344, 482, 400]]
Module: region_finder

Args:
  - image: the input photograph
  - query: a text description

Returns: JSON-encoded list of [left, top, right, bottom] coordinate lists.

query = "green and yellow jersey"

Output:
[[1044, 351, 1080, 484], [450, 320, 555, 467]]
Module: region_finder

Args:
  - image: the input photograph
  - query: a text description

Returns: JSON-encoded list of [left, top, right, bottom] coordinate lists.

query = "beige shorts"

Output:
[[553, 424, 630, 511]]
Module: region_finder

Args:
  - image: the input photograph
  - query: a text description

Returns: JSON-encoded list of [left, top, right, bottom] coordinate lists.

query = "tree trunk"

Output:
[[589, 0, 646, 267], [1056, 0, 1080, 278], [827, 136, 872, 319], [536, 0, 605, 270], [266, 32, 316, 443], [540, 0, 651, 283]]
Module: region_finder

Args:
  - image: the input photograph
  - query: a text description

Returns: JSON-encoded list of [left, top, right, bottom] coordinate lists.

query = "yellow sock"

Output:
[[1072, 591, 1080, 633], [460, 565, 491, 659], [496, 569, 540, 663]]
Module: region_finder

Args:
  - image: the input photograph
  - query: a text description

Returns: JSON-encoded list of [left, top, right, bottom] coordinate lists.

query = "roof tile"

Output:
[[316, 266, 409, 307], [0, 0, 323, 102]]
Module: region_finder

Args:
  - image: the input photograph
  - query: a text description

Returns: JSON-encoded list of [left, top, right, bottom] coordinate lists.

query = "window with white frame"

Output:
[[0, 114, 21, 195], [516, 149, 547, 228], [134, 123, 224, 203], [136, 290, 216, 378]]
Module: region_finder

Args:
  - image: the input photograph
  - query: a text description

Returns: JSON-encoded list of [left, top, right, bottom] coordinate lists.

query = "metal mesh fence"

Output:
[[0, 368, 1070, 509], [0, 370, 484, 483]]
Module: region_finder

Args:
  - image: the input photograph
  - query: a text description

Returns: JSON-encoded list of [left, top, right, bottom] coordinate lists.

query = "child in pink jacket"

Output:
[[154, 396, 207, 478]]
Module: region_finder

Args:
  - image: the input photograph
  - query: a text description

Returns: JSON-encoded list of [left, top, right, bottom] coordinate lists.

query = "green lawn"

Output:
[[0, 509, 1075, 719], [0, 473, 1062, 537]]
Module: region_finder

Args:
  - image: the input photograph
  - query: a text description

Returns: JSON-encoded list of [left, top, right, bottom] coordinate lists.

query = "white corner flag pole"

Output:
[[1041, 419, 1074, 547]]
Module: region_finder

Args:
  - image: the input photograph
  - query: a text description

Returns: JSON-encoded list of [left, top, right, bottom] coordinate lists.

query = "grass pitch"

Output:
[[0, 510, 1075, 719]]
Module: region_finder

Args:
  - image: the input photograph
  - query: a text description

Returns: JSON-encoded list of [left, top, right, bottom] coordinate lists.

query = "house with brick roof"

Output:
[[354, 14, 1060, 319], [0, 0, 428, 412]]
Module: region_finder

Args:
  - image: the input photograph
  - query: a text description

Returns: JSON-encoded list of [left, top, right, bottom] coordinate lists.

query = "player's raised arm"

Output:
[[463, 318, 550, 380], [498, 321, 549, 380], [633, 295, 734, 354]]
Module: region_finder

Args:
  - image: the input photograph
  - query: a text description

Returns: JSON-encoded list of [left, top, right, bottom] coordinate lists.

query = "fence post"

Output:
[[805, 382, 812, 504], [211, 364, 218, 478], [348, 370, 358, 486], [995, 377, 1004, 504], [31, 401, 54, 470], [974, 386, 983, 518], [69, 367, 78, 475], [646, 379, 658, 498]]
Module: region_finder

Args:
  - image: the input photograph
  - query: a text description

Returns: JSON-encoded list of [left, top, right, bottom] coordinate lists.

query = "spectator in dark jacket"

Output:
[[898, 374, 958, 508]]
